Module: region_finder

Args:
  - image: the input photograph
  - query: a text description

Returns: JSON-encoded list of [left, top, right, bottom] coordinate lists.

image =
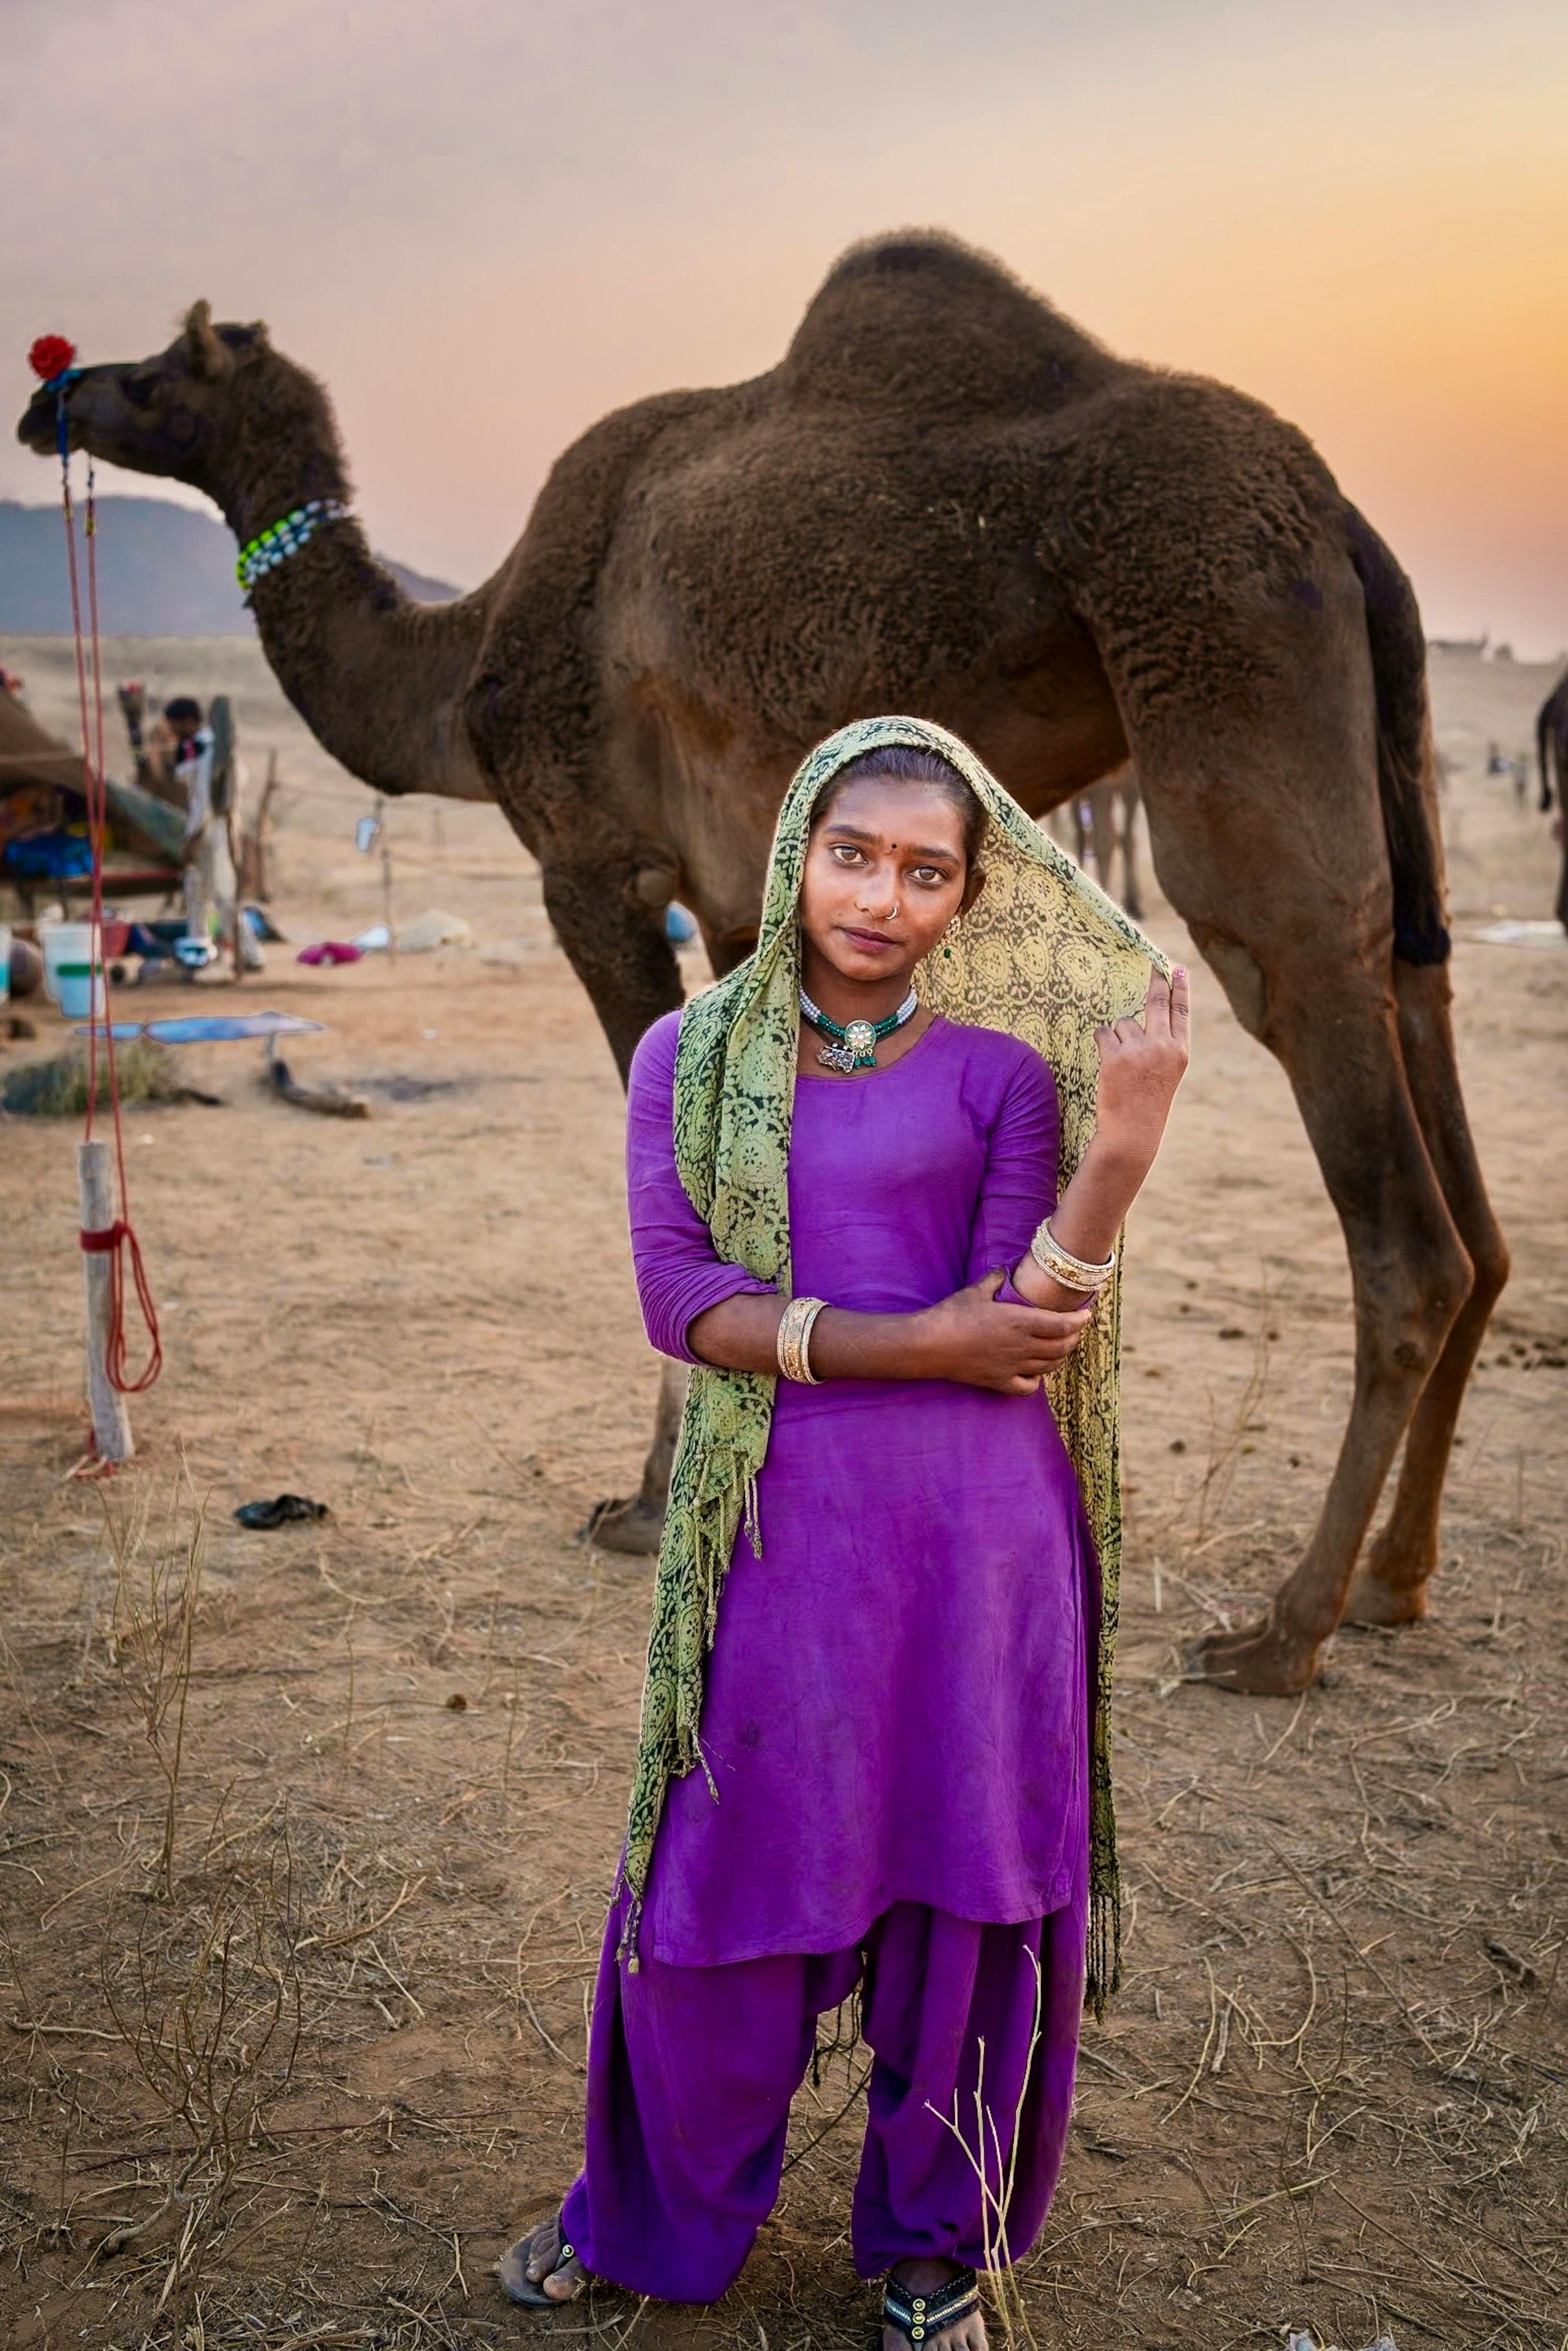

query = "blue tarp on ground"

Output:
[[76, 1012, 326, 1044]]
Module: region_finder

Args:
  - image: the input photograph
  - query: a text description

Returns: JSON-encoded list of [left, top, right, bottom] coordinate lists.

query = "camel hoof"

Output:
[[1343, 1570, 1428, 1629], [584, 1492, 665, 1556], [1185, 1619, 1323, 1697]]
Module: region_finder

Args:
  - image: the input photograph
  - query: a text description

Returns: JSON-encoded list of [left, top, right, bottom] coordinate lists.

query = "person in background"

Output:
[[167, 694, 263, 972]]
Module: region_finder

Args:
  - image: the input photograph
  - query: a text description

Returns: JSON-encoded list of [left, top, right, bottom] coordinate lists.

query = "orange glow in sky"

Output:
[[4, 0, 1566, 649]]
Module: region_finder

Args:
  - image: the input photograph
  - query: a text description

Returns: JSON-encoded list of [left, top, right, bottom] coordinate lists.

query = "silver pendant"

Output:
[[817, 1040, 859, 1073], [842, 1019, 877, 1061]]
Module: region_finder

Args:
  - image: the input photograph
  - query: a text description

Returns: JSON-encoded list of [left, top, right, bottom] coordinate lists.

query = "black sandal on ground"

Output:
[[882, 2264, 981, 2344], [495, 2215, 587, 2309]]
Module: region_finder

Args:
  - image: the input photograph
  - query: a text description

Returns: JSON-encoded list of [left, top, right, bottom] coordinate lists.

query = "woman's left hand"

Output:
[[1092, 966, 1190, 1173]]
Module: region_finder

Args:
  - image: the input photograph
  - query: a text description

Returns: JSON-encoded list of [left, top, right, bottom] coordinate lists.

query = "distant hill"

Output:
[[0, 496, 463, 635]]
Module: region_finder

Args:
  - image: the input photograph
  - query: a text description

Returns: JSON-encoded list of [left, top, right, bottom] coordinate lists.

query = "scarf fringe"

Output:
[[618, 1430, 762, 1969], [1086, 1886, 1121, 2022], [1086, 1768, 1122, 2019]]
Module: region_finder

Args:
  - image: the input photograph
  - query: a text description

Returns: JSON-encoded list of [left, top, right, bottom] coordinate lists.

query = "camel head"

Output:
[[16, 302, 347, 537]]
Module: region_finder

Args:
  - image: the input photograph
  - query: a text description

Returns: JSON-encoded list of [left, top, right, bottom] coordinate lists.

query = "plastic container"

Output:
[[54, 963, 107, 1020], [40, 920, 96, 1004], [40, 921, 107, 1019]]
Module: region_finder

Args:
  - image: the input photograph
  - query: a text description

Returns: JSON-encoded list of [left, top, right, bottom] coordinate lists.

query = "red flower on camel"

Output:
[[28, 334, 78, 382]]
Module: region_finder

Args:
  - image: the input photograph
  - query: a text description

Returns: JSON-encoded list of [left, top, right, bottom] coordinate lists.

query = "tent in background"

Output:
[[0, 681, 183, 911]]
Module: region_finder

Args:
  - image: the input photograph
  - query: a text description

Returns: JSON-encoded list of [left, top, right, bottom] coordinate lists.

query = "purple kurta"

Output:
[[626, 1008, 1094, 1968]]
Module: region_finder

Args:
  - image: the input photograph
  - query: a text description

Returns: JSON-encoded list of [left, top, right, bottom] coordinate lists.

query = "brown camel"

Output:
[[1536, 668, 1568, 932], [19, 233, 1509, 1697]]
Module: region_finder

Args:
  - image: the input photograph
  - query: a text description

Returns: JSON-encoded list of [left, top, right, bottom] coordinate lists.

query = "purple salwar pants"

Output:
[[558, 1889, 1086, 2304]]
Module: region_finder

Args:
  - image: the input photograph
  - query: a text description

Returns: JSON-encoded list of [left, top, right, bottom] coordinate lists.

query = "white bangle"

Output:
[[1029, 1219, 1116, 1293], [776, 1294, 827, 1384]]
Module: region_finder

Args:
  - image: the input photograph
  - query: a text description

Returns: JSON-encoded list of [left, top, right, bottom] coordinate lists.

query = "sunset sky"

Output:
[[4, 0, 1565, 650]]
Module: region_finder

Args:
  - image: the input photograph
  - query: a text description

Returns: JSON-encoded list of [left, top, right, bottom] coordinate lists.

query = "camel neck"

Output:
[[212, 445, 352, 553], [244, 520, 495, 804]]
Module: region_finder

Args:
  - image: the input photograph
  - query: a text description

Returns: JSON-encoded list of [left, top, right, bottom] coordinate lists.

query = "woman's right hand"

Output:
[[915, 1270, 1094, 1394]]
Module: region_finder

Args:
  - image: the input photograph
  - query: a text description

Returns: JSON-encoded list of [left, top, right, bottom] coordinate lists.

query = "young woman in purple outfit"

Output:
[[500, 717, 1188, 2349]]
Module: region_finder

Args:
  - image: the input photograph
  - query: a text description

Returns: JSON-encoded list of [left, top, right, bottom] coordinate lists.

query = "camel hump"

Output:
[[778, 231, 1116, 416]]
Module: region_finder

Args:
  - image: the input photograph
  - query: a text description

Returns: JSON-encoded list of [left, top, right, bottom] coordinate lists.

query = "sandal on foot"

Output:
[[495, 2214, 587, 2309], [882, 2264, 980, 2344]]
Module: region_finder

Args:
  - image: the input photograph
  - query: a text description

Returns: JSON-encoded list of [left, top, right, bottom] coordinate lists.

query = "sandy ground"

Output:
[[0, 636, 1564, 2351]]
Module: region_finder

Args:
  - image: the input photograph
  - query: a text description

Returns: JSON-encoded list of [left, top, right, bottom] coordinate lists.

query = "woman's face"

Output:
[[798, 775, 980, 989]]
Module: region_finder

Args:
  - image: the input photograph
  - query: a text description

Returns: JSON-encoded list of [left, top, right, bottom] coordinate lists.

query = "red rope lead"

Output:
[[52, 376, 162, 1397], [78, 1222, 164, 1393]]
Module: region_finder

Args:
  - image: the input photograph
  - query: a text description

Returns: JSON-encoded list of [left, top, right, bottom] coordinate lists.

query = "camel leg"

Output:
[[1095, 783, 1119, 893], [587, 1356, 688, 1557], [538, 855, 685, 1084], [1125, 654, 1476, 1697], [538, 853, 688, 1554], [1344, 962, 1508, 1622], [1118, 780, 1145, 922], [1177, 936, 1473, 1692]]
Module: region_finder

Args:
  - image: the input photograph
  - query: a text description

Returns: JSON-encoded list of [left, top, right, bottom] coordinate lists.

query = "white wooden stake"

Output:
[[78, 1137, 133, 1463]]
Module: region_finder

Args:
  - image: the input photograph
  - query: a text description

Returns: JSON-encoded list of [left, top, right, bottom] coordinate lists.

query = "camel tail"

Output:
[[1343, 503, 1451, 967], [1538, 697, 1557, 814]]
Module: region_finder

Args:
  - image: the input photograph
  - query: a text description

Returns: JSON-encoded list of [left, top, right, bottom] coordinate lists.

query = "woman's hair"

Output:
[[815, 743, 987, 866]]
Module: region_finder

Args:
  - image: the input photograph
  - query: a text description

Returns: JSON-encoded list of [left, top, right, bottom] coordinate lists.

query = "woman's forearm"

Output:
[[1010, 962, 1188, 1306], [1007, 1131, 1152, 1309], [686, 1278, 1090, 1391], [687, 1292, 942, 1380]]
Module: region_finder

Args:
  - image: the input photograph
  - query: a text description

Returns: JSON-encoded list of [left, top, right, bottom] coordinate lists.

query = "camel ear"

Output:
[[181, 300, 234, 381]]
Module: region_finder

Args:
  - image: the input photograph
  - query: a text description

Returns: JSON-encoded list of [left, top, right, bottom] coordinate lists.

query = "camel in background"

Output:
[[20, 233, 1508, 1696], [1050, 762, 1143, 920], [1536, 670, 1568, 932]]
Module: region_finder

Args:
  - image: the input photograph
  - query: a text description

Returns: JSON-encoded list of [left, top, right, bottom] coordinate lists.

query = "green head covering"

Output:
[[619, 716, 1167, 2012]]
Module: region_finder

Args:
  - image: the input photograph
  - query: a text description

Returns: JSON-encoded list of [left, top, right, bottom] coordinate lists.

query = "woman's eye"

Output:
[[830, 844, 861, 865]]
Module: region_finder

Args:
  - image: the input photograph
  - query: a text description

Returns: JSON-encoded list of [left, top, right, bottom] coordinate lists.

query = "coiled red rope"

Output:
[[78, 1219, 163, 1393], [37, 334, 163, 1397]]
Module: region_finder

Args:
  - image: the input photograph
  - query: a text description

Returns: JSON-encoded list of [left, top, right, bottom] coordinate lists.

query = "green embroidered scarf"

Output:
[[619, 716, 1167, 2012]]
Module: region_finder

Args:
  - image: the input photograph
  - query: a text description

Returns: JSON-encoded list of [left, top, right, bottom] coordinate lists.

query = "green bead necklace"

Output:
[[799, 985, 918, 1072]]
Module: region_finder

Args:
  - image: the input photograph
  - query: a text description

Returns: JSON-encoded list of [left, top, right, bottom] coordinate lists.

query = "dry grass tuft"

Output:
[[1, 1040, 192, 1118]]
